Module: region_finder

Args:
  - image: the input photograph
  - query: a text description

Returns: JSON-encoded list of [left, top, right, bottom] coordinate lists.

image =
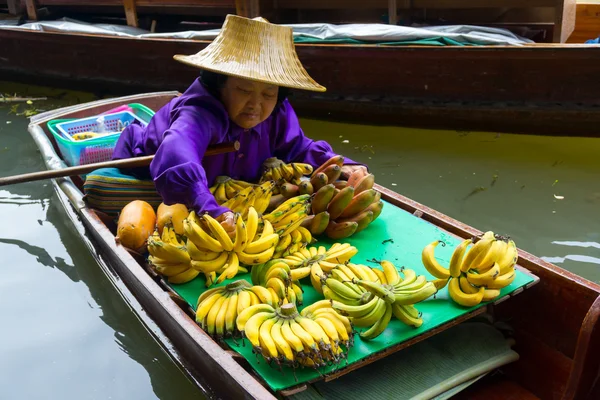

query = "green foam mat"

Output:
[[167, 199, 535, 392]]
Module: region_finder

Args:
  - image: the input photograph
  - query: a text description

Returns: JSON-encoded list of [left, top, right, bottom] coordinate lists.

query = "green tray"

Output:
[[168, 199, 537, 392]]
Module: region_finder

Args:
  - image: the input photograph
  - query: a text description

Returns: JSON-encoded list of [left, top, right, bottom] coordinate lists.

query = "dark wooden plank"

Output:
[[563, 295, 600, 400], [7, 0, 20, 14], [453, 374, 540, 400]]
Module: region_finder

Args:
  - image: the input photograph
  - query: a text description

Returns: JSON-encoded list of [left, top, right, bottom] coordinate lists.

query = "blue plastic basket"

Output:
[[55, 110, 145, 141], [48, 107, 153, 167]]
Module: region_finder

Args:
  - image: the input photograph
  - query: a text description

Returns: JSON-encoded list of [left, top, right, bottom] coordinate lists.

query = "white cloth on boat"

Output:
[[0, 17, 533, 46]]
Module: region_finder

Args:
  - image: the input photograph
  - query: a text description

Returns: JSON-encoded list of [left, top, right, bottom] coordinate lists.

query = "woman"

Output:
[[110, 15, 367, 230]]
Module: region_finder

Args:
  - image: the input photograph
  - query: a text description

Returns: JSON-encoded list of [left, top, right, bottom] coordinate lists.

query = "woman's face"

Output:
[[220, 76, 279, 129]]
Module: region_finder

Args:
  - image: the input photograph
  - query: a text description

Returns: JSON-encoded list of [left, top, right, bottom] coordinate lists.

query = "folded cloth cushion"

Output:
[[83, 167, 162, 218]]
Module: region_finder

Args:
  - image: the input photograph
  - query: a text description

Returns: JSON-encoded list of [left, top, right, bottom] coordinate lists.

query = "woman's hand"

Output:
[[216, 211, 236, 238], [341, 164, 368, 180]]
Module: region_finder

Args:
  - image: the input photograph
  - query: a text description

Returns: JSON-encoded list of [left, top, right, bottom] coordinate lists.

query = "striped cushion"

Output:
[[83, 168, 163, 218]]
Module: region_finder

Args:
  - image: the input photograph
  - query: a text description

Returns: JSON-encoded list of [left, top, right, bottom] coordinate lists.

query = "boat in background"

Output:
[[26, 91, 600, 399]]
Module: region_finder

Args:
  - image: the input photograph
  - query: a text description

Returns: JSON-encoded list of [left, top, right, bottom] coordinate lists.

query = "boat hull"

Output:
[[25, 92, 600, 399], [3, 28, 600, 136]]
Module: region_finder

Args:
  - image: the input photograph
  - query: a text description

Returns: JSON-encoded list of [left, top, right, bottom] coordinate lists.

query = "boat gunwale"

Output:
[[26, 92, 600, 399], [3, 26, 600, 51]]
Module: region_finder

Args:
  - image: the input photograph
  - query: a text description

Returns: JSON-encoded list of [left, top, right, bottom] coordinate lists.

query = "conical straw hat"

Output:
[[173, 14, 326, 92]]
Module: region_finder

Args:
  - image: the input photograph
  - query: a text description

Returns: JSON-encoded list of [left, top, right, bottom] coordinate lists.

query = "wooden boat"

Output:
[[27, 91, 600, 399], [2, 12, 600, 137]]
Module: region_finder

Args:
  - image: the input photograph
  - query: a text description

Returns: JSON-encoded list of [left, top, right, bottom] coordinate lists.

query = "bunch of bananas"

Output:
[[195, 279, 277, 338], [183, 208, 280, 285], [219, 181, 274, 216], [236, 302, 352, 369], [147, 226, 199, 284], [209, 176, 255, 204], [273, 226, 313, 259], [263, 194, 311, 237], [293, 156, 382, 239], [327, 261, 438, 340], [421, 231, 519, 307], [259, 157, 313, 192], [276, 243, 358, 294], [250, 260, 304, 305]]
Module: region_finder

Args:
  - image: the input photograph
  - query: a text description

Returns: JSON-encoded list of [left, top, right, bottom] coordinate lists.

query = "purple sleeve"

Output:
[[149, 107, 230, 217], [272, 100, 364, 168]]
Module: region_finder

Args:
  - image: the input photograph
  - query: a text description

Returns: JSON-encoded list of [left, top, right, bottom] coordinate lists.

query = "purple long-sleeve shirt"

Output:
[[112, 78, 359, 217]]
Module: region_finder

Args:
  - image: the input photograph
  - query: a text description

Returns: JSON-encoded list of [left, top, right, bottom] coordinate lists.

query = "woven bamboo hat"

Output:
[[173, 14, 325, 92]]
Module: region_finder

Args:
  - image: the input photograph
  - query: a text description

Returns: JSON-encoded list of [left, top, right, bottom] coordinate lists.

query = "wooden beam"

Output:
[[554, 0, 577, 43], [7, 0, 20, 15], [24, 0, 38, 20], [388, 0, 397, 25], [123, 0, 138, 28], [235, 0, 260, 18]]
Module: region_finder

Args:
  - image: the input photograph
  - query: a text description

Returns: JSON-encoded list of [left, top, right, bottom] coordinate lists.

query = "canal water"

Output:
[[1, 81, 598, 399]]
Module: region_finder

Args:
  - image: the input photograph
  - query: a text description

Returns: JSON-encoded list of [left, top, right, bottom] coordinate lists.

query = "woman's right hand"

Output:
[[216, 211, 236, 238]]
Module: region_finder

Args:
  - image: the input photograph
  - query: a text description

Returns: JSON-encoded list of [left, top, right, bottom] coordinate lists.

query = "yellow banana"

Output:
[[392, 303, 423, 328], [466, 262, 500, 286], [421, 240, 451, 279], [167, 267, 199, 284], [460, 237, 495, 273], [147, 237, 190, 264], [483, 288, 501, 302], [381, 260, 401, 286], [153, 263, 189, 277], [448, 277, 484, 307], [183, 218, 223, 253], [289, 320, 318, 350], [216, 252, 240, 284], [203, 214, 234, 252], [190, 251, 229, 273], [497, 239, 518, 274], [245, 207, 259, 243], [281, 320, 305, 355], [472, 239, 507, 272], [295, 316, 330, 345], [243, 311, 275, 347], [236, 304, 275, 331], [296, 226, 313, 244], [290, 266, 311, 281], [449, 239, 472, 278], [249, 285, 274, 305], [232, 214, 248, 252], [196, 291, 223, 323], [275, 233, 292, 252], [215, 295, 230, 337], [204, 293, 228, 333], [186, 239, 223, 262], [236, 290, 252, 316], [224, 291, 239, 336], [258, 318, 279, 358], [459, 275, 479, 294], [245, 233, 279, 254], [238, 246, 276, 265], [485, 271, 516, 289], [271, 319, 295, 361]]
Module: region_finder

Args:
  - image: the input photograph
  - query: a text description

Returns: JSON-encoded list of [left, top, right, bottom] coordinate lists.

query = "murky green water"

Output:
[[0, 81, 599, 399], [0, 83, 202, 399]]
